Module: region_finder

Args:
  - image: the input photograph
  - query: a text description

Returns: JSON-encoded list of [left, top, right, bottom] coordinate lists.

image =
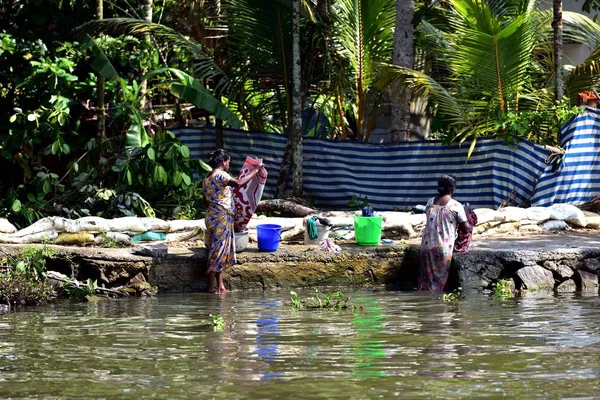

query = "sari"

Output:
[[203, 170, 236, 273], [419, 198, 467, 291]]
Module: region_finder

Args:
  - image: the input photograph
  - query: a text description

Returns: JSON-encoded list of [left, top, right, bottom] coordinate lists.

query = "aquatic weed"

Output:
[[290, 289, 354, 310], [210, 314, 225, 331], [491, 279, 513, 299], [441, 287, 463, 302]]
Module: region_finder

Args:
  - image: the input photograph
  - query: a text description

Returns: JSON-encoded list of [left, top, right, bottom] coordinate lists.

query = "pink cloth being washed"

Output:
[[233, 157, 268, 232]]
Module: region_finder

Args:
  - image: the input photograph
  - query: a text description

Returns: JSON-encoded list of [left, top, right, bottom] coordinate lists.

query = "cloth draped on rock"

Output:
[[203, 170, 236, 273], [233, 157, 268, 232], [454, 207, 478, 253], [419, 198, 467, 291]]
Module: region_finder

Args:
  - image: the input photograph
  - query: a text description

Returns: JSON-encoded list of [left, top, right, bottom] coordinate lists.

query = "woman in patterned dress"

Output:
[[419, 175, 471, 291], [204, 149, 264, 294]]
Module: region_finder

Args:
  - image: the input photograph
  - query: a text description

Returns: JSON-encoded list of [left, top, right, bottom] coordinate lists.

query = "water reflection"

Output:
[[351, 298, 387, 379], [1, 291, 600, 399], [255, 300, 283, 380]]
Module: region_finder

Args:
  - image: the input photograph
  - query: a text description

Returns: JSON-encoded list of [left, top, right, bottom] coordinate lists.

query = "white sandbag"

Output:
[[94, 232, 132, 246], [108, 217, 147, 233], [583, 211, 600, 229], [72, 216, 110, 233], [497, 206, 528, 222], [168, 219, 206, 232], [165, 230, 203, 242], [526, 207, 552, 223], [548, 204, 587, 227], [520, 224, 543, 232], [0, 218, 16, 234], [540, 220, 571, 231], [140, 217, 170, 232], [519, 219, 539, 226], [474, 220, 504, 235], [406, 213, 426, 227], [6, 230, 59, 244], [474, 208, 505, 225], [11, 217, 61, 237], [381, 212, 415, 236]]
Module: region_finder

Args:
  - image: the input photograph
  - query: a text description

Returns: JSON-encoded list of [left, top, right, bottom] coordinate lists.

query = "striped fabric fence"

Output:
[[531, 107, 600, 207], [174, 127, 550, 210]]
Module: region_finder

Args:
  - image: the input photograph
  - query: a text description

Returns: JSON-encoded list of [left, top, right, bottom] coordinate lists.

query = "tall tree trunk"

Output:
[[390, 0, 414, 142], [139, 0, 153, 112], [553, 0, 564, 102], [96, 0, 106, 140], [275, 0, 303, 198]]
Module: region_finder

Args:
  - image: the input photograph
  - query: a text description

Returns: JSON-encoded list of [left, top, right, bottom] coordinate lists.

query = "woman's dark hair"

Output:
[[207, 149, 230, 168], [437, 174, 457, 196]]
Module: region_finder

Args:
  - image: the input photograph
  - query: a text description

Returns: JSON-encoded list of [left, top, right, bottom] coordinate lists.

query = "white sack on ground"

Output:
[[520, 224, 543, 232], [246, 217, 302, 232], [0, 230, 58, 244], [497, 207, 528, 222], [168, 219, 206, 232], [140, 217, 170, 232], [70, 216, 110, 233], [165, 230, 203, 242], [474, 208, 505, 225], [380, 212, 415, 237], [541, 220, 571, 231], [94, 232, 132, 246], [526, 207, 552, 222], [583, 211, 600, 228], [108, 217, 147, 233], [548, 204, 587, 227], [11, 217, 62, 237], [0, 219, 16, 234]]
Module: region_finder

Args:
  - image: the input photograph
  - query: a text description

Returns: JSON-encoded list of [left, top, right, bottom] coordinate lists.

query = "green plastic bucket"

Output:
[[353, 216, 383, 246]]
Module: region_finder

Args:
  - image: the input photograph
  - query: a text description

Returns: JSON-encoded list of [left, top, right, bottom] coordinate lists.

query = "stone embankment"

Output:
[[1, 231, 599, 295]]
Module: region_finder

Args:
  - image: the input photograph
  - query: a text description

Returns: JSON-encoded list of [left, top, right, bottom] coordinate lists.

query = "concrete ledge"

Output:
[[1, 232, 599, 294]]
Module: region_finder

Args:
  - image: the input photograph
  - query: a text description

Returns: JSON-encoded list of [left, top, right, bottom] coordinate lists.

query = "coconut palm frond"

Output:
[[562, 11, 600, 52], [565, 45, 600, 103], [446, 12, 535, 112]]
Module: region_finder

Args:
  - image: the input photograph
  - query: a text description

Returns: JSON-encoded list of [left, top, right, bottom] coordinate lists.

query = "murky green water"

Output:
[[1, 290, 600, 399]]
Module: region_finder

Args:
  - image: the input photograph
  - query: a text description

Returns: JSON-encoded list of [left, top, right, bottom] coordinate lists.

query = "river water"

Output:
[[1, 289, 600, 399]]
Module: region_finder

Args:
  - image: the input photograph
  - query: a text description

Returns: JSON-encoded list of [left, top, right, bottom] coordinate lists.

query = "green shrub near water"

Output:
[[0, 246, 58, 309]]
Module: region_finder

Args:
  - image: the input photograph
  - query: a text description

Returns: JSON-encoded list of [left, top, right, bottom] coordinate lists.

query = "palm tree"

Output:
[[390, 0, 414, 142], [377, 0, 600, 148], [553, 0, 564, 102]]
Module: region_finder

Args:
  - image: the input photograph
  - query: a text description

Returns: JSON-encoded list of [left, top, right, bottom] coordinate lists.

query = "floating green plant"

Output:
[[209, 314, 225, 331], [290, 289, 354, 310], [441, 287, 463, 302], [491, 280, 513, 299]]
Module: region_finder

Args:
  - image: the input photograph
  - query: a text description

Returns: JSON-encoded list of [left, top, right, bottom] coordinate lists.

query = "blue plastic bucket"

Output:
[[256, 224, 283, 252]]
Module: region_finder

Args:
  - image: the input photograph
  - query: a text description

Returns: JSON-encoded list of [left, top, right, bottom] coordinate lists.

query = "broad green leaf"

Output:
[[125, 124, 151, 149], [11, 199, 21, 213], [182, 173, 191, 186], [147, 147, 156, 160], [51, 141, 60, 155], [9, 114, 16, 123], [179, 145, 190, 158], [126, 169, 133, 185], [43, 180, 52, 194], [81, 34, 119, 80], [173, 171, 182, 186], [171, 81, 242, 129]]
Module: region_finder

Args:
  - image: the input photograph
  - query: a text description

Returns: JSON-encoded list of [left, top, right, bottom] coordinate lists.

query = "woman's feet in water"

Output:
[[208, 287, 230, 295]]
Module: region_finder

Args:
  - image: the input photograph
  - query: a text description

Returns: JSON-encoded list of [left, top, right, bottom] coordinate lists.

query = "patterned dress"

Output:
[[203, 170, 236, 273], [419, 197, 467, 291]]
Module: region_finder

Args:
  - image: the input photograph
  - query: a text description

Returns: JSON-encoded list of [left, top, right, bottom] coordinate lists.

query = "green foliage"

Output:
[[99, 236, 129, 248], [491, 279, 513, 299], [0, 273, 56, 308], [63, 278, 98, 301], [441, 287, 463, 302], [290, 289, 354, 310], [209, 314, 225, 331], [2, 246, 57, 282]]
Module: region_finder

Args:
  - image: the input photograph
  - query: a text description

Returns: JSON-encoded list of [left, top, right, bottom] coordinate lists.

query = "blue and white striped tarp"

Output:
[[174, 127, 549, 210], [531, 107, 600, 207]]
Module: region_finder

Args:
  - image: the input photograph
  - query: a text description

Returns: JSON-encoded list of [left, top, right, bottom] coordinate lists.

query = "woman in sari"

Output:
[[204, 149, 264, 294], [419, 175, 470, 291]]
